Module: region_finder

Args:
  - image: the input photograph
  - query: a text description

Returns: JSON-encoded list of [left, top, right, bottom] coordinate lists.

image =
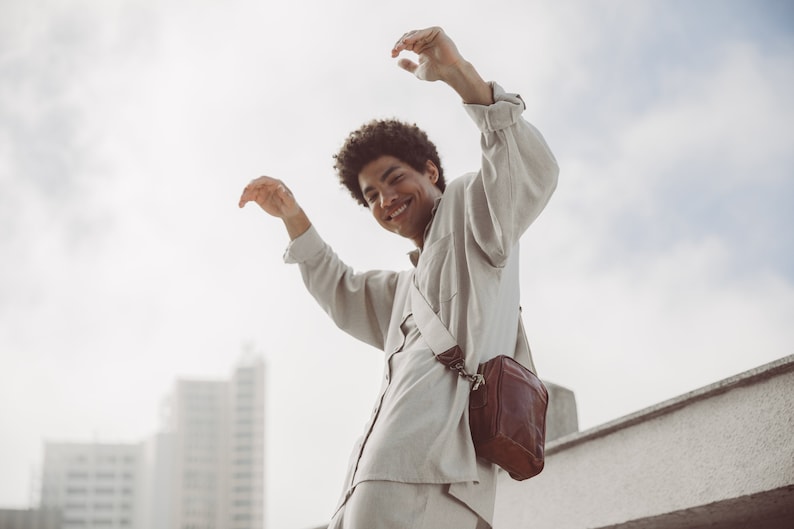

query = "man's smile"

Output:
[[386, 199, 410, 221]]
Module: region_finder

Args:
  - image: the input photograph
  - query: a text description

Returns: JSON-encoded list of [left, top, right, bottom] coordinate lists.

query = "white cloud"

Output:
[[517, 8, 794, 430], [524, 233, 794, 427]]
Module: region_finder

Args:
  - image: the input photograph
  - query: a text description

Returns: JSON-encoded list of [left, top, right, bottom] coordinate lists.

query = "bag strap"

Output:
[[410, 279, 485, 390], [409, 279, 455, 353]]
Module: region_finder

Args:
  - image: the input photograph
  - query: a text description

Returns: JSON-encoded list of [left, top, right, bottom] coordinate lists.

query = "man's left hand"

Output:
[[391, 27, 464, 83]]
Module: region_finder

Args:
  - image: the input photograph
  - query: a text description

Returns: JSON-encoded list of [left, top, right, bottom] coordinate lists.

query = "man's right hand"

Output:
[[238, 176, 311, 239], [238, 176, 300, 218]]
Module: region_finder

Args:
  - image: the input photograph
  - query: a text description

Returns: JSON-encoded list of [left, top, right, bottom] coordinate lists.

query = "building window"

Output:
[[66, 487, 88, 495]]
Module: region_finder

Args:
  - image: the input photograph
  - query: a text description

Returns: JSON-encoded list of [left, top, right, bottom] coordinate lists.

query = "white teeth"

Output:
[[390, 203, 408, 220]]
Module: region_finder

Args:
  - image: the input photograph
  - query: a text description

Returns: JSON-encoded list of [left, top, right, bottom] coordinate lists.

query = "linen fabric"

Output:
[[327, 480, 491, 529], [283, 82, 558, 526]]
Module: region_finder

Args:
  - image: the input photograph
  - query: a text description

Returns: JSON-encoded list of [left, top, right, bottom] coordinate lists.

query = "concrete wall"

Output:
[[494, 355, 794, 529], [544, 381, 579, 443]]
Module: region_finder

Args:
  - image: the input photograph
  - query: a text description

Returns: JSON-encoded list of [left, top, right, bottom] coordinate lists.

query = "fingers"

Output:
[[391, 27, 441, 57], [397, 58, 418, 74], [238, 176, 285, 208], [391, 29, 416, 57]]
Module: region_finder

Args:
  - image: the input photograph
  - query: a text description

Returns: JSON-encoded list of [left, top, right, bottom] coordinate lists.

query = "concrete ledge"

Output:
[[546, 355, 794, 457], [494, 355, 794, 529], [594, 485, 794, 529]]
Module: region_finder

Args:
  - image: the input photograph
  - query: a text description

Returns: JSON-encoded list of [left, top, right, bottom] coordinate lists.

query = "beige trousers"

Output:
[[327, 480, 490, 529]]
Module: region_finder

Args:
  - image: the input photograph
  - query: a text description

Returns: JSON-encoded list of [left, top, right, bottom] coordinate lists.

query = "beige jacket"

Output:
[[284, 83, 558, 524]]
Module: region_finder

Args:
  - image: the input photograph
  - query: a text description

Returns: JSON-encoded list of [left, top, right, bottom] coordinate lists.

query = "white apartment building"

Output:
[[39, 443, 143, 529], [227, 361, 265, 529], [159, 360, 265, 529], [41, 359, 265, 529]]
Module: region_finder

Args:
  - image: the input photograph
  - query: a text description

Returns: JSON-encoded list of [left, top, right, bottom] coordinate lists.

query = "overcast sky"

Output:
[[1, 0, 792, 528]]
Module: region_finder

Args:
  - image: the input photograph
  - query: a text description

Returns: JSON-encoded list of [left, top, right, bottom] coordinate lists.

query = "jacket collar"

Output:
[[407, 195, 444, 267]]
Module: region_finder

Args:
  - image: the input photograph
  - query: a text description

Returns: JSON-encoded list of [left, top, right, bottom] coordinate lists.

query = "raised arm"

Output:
[[391, 26, 494, 106], [394, 27, 558, 265], [239, 176, 398, 350]]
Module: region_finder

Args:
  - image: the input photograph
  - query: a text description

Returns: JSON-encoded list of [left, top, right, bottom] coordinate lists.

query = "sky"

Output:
[[0, 0, 792, 527]]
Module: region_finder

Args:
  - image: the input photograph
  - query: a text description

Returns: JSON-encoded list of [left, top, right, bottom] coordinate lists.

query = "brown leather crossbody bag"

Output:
[[410, 281, 548, 481]]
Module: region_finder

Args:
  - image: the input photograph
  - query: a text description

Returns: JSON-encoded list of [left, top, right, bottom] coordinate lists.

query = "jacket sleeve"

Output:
[[463, 83, 559, 266], [284, 225, 398, 351]]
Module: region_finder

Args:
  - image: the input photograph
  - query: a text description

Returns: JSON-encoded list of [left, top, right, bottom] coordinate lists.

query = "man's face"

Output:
[[358, 155, 443, 248]]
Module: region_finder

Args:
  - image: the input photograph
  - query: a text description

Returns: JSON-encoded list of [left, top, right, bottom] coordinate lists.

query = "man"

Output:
[[239, 26, 558, 529]]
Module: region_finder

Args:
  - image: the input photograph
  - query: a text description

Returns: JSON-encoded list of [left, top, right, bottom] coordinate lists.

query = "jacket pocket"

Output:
[[415, 233, 458, 311]]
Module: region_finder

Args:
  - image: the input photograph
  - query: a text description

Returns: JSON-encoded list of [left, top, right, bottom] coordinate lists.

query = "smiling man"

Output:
[[239, 26, 558, 529], [358, 154, 441, 248]]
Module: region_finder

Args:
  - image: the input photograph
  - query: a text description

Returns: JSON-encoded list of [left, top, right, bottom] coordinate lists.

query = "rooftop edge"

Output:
[[545, 354, 794, 456]]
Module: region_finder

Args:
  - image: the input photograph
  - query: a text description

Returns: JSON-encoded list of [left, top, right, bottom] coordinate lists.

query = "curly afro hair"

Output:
[[333, 119, 445, 207]]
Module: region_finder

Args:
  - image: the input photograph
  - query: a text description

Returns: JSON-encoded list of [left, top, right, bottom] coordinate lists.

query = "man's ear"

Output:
[[424, 160, 440, 184]]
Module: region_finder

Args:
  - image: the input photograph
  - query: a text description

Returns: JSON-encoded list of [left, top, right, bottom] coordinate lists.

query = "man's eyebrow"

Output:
[[362, 165, 401, 196]]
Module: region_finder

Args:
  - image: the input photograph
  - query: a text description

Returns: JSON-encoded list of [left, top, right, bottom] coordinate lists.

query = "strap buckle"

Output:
[[470, 373, 485, 391], [449, 361, 486, 391]]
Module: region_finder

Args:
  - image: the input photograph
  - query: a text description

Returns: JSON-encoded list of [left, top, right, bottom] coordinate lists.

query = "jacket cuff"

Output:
[[463, 82, 526, 133], [283, 225, 324, 264]]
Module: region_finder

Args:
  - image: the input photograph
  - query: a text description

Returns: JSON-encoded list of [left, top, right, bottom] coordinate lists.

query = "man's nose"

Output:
[[380, 188, 397, 208]]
